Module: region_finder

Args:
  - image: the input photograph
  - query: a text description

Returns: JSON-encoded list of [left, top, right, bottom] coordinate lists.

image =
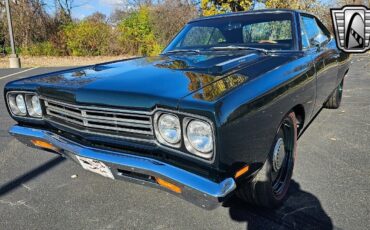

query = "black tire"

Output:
[[237, 112, 297, 208], [324, 80, 344, 109]]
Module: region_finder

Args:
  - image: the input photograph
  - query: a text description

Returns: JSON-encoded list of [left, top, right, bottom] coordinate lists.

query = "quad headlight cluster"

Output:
[[154, 112, 214, 160], [7, 92, 43, 118]]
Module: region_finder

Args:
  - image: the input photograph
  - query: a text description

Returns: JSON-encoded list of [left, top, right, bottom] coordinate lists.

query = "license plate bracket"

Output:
[[76, 155, 115, 179]]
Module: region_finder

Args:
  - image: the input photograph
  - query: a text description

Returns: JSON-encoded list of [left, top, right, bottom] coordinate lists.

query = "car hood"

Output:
[[13, 52, 268, 110]]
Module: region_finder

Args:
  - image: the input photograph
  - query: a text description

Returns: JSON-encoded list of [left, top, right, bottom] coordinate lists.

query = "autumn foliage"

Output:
[[0, 0, 359, 57]]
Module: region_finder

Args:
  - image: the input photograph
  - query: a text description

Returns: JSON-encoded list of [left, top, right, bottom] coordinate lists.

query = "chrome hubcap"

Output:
[[272, 138, 286, 172]]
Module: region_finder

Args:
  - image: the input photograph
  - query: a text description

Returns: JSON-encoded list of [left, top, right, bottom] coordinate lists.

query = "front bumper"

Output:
[[9, 125, 236, 210]]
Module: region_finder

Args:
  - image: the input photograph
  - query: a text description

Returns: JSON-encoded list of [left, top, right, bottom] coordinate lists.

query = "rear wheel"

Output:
[[324, 80, 344, 109], [237, 112, 297, 208]]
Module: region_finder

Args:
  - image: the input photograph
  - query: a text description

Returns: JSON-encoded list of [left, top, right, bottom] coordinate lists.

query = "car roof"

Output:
[[189, 9, 314, 23]]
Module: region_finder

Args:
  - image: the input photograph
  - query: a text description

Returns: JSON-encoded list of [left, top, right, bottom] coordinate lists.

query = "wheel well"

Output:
[[291, 105, 305, 134], [344, 68, 349, 76]]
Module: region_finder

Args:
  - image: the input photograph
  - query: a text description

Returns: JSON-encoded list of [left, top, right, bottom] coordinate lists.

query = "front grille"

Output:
[[43, 98, 154, 141]]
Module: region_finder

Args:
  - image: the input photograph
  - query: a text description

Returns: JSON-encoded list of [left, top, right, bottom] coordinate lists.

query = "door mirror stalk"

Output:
[[312, 34, 329, 50]]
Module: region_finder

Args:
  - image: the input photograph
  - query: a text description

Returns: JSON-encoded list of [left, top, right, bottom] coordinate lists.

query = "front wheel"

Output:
[[237, 112, 297, 208]]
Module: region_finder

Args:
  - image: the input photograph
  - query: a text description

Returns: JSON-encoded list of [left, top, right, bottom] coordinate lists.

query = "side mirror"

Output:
[[312, 34, 328, 48]]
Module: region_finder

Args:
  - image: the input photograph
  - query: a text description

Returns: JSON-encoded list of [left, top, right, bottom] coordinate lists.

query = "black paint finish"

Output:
[[4, 10, 351, 182]]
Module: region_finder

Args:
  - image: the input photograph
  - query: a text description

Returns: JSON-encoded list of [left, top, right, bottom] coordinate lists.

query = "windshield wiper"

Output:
[[210, 45, 269, 54], [163, 49, 201, 54]]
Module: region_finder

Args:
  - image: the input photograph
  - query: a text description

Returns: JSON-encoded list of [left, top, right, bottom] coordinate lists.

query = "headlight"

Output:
[[15, 94, 27, 114], [156, 113, 181, 146], [185, 120, 214, 159], [26, 95, 42, 117], [7, 92, 43, 118], [8, 94, 27, 116], [154, 111, 215, 161]]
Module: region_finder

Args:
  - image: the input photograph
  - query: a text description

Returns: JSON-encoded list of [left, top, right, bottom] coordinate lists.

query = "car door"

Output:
[[300, 15, 339, 115]]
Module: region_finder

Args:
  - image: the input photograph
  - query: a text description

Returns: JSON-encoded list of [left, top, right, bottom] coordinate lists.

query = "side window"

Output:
[[316, 20, 331, 38], [300, 17, 310, 49], [179, 27, 226, 47], [242, 20, 292, 43], [301, 16, 328, 47]]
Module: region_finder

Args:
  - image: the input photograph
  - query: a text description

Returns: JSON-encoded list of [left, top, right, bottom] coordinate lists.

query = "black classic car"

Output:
[[4, 10, 350, 209]]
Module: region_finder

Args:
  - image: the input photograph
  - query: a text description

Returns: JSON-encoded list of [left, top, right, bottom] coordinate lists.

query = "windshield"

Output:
[[164, 13, 296, 53]]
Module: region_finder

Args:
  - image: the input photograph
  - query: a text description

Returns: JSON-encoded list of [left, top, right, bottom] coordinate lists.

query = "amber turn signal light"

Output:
[[31, 139, 56, 151], [235, 165, 249, 179], [155, 177, 182, 194]]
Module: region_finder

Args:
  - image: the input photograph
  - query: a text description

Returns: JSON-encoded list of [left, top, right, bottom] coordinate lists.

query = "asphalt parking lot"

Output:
[[0, 56, 369, 230]]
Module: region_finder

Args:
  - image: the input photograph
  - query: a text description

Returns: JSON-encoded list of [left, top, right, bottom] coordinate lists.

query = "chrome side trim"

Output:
[[9, 125, 236, 209]]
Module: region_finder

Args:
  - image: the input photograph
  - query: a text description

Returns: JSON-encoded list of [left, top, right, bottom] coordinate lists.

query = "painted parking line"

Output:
[[0, 67, 39, 80]]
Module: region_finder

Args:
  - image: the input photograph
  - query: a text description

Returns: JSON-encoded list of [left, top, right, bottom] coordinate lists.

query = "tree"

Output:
[[338, 0, 368, 5], [85, 12, 107, 23], [117, 6, 162, 56], [126, 0, 156, 7], [263, 0, 333, 33], [201, 0, 254, 16], [150, 0, 198, 46], [55, 0, 74, 23], [110, 9, 129, 25], [0, 0, 53, 48], [63, 18, 112, 56], [263, 0, 318, 10]]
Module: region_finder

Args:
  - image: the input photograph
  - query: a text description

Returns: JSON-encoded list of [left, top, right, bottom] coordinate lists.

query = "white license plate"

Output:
[[76, 156, 115, 179]]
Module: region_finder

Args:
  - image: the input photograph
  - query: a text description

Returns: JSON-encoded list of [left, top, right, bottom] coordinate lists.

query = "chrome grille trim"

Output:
[[42, 98, 154, 138], [45, 118, 156, 144]]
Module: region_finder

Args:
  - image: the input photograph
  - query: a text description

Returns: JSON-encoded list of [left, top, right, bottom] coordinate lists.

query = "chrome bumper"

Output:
[[9, 125, 236, 210]]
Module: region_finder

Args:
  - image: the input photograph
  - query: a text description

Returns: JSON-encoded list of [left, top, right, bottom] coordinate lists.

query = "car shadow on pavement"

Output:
[[0, 156, 65, 197], [223, 180, 333, 230]]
